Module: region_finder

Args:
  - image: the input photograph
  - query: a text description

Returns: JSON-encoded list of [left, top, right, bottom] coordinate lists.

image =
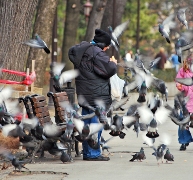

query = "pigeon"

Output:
[[108, 20, 129, 51], [129, 147, 146, 162], [12, 157, 30, 172], [0, 148, 30, 172], [175, 31, 193, 63], [2, 117, 39, 138], [137, 105, 170, 138], [165, 93, 190, 130], [152, 77, 168, 101], [100, 136, 113, 153], [73, 119, 103, 141], [60, 150, 71, 163], [22, 34, 50, 54], [158, 14, 176, 44], [175, 77, 193, 86], [177, 7, 189, 29], [147, 93, 163, 114], [124, 68, 153, 102], [164, 148, 174, 163], [152, 144, 167, 165]]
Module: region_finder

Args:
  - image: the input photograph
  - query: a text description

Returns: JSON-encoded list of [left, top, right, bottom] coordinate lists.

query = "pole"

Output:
[[136, 0, 140, 52], [49, 7, 57, 106]]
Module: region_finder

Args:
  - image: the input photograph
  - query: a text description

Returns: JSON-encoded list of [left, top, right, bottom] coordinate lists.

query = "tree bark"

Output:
[[61, 0, 80, 71], [0, 0, 38, 81], [84, 0, 107, 42], [101, 0, 127, 59], [27, 0, 58, 88]]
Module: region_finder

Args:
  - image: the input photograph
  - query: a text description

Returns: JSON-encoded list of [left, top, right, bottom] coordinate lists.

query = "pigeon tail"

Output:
[[44, 47, 51, 54], [166, 38, 170, 44]]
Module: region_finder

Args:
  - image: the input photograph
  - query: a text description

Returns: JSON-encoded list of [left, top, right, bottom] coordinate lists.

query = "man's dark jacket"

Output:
[[68, 41, 117, 108]]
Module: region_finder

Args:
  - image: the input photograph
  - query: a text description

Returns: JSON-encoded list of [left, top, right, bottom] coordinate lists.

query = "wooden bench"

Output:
[[47, 91, 80, 156], [26, 95, 53, 125]]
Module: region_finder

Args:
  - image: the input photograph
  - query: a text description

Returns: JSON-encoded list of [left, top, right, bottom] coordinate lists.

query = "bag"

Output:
[[110, 74, 125, 101]]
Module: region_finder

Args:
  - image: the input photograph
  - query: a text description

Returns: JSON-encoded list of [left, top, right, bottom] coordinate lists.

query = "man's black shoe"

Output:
[[185, 143, 189, 147], [180, 144, 186, 151], [83, 156, 110, 161]]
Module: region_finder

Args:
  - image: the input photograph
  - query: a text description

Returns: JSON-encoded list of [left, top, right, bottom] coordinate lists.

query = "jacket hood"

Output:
[[68, 41, 92, 67]]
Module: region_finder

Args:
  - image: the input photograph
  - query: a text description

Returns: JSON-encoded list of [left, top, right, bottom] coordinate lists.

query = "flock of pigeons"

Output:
[[0, 5, 193, 172]]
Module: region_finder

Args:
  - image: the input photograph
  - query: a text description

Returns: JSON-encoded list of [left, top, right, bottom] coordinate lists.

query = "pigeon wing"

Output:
[[113, 20, 129, 39]]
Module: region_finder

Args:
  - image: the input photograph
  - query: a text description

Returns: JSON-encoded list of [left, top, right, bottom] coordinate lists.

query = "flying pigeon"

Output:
[[177, 7, 189, 29], [137, 105, 170, 138], [100, 136, 113, 153], [158, 14, 176, 44], [108, 20, 129, 51], [175, 31, 193, 63], [22, 34, 50, 54]]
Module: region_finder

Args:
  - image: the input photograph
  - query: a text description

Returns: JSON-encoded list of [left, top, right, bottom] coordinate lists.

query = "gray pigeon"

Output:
[[175, 31, 193, 63], [100, 136, 113, 153], [158, 14, 176, 43], [177, 7, 189, 29], [108, 20, 129, 51], [175, 77, 193, 86], [152, 144, 167, 165], [22, 34, 50, 54], [60, 151, 71, 163], [164, 148, 174, 163], [12, 157, 30, 172], [152, 77, 168, 101], [129, 147, 146, 162]]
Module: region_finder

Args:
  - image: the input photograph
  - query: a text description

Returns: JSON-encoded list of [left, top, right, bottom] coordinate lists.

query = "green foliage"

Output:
[[57, 0, 66, 48], [121, 0, 158, 56]]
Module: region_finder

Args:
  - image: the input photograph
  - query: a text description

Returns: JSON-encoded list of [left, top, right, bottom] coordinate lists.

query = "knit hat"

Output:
[[93, 29, 111, 46]]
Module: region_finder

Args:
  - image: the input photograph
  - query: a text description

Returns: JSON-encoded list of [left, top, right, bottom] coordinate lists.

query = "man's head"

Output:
[[93, 29, 111, 48]]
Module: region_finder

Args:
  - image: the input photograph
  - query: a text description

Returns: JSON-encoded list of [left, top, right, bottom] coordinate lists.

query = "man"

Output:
[[154, 47, 167, 70], [68, 29, 117, 161]]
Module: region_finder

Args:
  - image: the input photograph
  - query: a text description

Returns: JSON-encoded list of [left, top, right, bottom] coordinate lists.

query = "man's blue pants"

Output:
[[82, 108, 102, 158]]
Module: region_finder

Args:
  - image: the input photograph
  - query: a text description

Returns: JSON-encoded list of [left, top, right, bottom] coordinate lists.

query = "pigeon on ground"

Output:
[[158, 14, 176, 44], [22, 34, 50, 54], [0, 149, 30, 172], [164, 148, 174, 163], [60, 150, 71, 163], [129, 147, 146, 162], [152, 144, 167, 165], [177, 7, 189, 29], [108, 20, 129, 51]]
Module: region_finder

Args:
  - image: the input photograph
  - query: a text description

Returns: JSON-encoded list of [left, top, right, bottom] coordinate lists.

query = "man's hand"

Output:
[[110, 56, 117, 64]]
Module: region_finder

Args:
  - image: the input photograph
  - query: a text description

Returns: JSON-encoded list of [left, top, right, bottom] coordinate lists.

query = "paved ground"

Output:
[[1, 98, 193, 180]]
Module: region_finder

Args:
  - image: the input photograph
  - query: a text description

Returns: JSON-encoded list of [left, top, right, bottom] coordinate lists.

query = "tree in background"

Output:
[[27, 0, 58, 88], [84, 0, 108, 42], [61, 0, 80, 72], [0, 0, 38, 81]]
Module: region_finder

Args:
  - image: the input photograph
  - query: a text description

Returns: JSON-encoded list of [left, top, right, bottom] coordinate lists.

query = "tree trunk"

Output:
[[61, 0, 80, 71], [84, 0, 107, 42], [27, 0, 58, 88], [0, 0, 38, 81], [101, 0, 127, 59], [101, 0, 127, 75]]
